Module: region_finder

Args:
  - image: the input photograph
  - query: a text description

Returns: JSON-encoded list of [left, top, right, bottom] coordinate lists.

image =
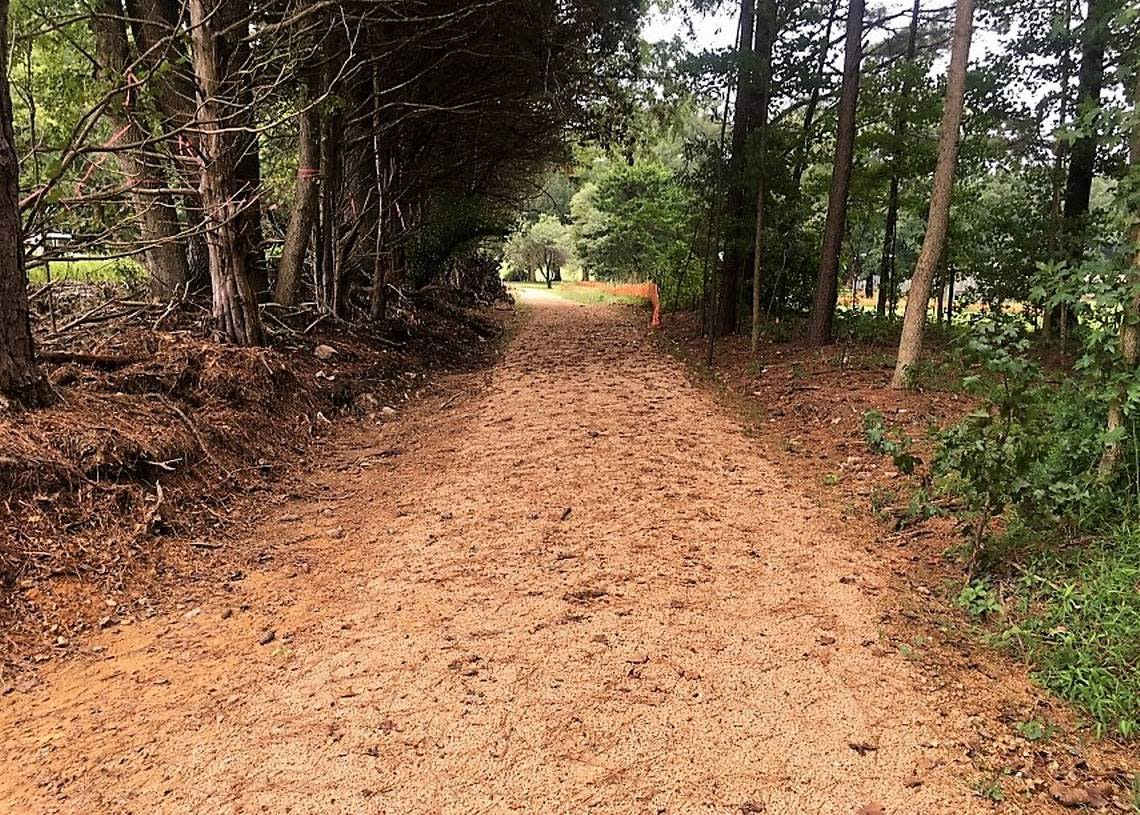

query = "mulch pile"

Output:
[[1, 281, 510, 662]]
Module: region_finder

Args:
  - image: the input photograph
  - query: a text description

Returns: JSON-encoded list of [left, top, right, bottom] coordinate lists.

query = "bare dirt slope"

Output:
[[0, 290, 1052, 813]]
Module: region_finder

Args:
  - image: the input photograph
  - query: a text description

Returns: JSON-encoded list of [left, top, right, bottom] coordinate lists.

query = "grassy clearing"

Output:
[[27, 258, 144, 285], [508, 280, 651, 307], [553, 284, 648, 308]]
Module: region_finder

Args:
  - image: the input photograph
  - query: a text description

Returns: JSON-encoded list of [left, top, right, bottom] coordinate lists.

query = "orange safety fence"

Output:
[[574, 281, 662, 328]]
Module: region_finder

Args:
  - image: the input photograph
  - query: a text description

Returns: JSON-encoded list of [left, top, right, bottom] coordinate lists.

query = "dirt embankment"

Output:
[[0, 284, 511, 664]]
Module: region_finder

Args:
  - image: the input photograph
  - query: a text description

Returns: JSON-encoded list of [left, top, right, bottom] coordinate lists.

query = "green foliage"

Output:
[[932, 318, 1066, 557], [861, 410, 921, 476], [1014, 719, 1055, 742], [956, 578, 1003, 619], [832, 308, 901, 346], [503, 215, 574, 286], [571, 160, 698, 295], [1004, 530, 1140, 738], [971, 775, 1005, 803], [408, 195, 515, 286]]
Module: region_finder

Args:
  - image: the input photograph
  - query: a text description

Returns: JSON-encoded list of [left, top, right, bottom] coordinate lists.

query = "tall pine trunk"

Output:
[[806, 0, 865, 346], [876, 0, 922, 317], [891, 0, 975, 388], [188, 0, 263, 345], [749, 0, 775, 352], [91, 0, 189, 300], [1048, 0, 1108, 340], [0, 0, 47, 407], [714, 0, 756, 336], [125, 0, 211, 288]]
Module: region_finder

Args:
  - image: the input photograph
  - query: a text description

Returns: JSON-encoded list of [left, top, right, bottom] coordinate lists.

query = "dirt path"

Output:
[[2, 291, 999, 814]]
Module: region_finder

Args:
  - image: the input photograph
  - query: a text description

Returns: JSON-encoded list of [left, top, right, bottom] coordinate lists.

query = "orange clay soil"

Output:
[[0, 289, 1132, 814]]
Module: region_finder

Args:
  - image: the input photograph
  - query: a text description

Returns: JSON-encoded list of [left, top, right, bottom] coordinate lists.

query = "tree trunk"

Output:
[[792, 0, 840, 189], [0, 0, 47, 407], [806, 0, 866, 346], [318, 103, 344, 315], [1048, 0, 1107, 339], [275, 71, 322, 307], [750, 0, 776, 352], [1062, 0, 1108, 230], [715, 0, 756, 337], [1045, 0, 1073, 265], [876, 0, 921, 318], [91, 0, 189, 300], [947, 264, 956, 324], [237, 137, 269, 299], [188, 0, 263, 345], [877, 176, 901, 317], [1097, 69, 1140, 479], [125, 0, 210, 288], [369, 65, 388, 320], [189, 0, 267, 299], [891, 0, 975, 388]]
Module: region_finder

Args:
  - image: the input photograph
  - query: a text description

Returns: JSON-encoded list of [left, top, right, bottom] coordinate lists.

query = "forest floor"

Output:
[[0, 290, 1136, 813]]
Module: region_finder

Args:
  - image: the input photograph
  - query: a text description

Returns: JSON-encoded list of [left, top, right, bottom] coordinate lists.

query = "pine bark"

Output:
[[876, 0, 922, 318], [891, 0, 975, 388], [714, 0, 756, 336], [188, 0, 264, 345], [806, 0, 866, 346], [91, 0, 189, 300], [275, 70, 322, 307], [0, 0, 47, 406], [749, 0, 775, 352], [125, 0, 210, 286]]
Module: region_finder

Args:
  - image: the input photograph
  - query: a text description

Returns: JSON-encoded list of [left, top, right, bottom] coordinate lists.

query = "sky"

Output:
[[641, 1, 1009, 65]]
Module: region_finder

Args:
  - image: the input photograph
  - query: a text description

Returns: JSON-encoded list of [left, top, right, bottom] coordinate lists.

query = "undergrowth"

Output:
[[862, 313, 1140, 739], [1002, 532, 1140, 738]]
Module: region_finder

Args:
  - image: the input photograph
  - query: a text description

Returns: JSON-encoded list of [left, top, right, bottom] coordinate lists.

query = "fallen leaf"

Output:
[[1049, 781, 1114, 809]]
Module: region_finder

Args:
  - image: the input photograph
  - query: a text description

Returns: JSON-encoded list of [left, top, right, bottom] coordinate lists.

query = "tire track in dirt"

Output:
[[1, 290, 990, 813]]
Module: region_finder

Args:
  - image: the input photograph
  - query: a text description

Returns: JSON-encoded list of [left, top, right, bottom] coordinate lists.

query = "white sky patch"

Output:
[[642, 1, 1009, 66]]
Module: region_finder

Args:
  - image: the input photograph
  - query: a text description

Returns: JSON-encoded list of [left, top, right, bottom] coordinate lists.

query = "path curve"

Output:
[[0, 292, 987, 813]]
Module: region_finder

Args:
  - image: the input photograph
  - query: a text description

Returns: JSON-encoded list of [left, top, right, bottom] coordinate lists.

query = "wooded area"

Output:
[[0, 0, 640, 398], [4, 0, 1140, 797]]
